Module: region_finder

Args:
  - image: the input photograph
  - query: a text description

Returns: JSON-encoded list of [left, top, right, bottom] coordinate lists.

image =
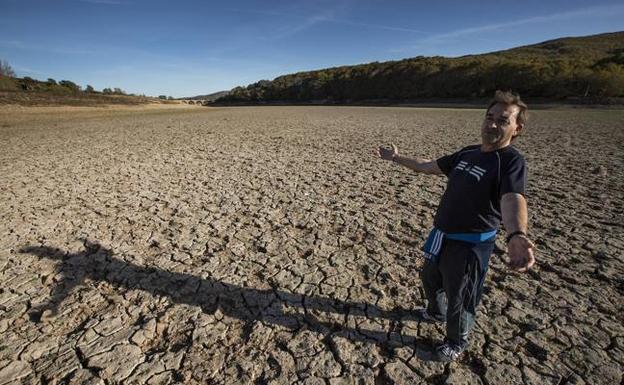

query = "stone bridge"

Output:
[[181, 100, 208, 105]]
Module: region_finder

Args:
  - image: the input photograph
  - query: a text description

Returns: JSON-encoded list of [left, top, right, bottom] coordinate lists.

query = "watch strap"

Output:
[[506, 230, 527, 243]]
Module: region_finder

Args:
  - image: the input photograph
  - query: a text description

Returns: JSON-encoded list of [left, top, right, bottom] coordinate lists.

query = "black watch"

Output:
[[506, 230, 527, 243]]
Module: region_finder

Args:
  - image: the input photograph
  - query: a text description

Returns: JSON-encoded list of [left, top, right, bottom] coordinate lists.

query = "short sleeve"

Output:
[[436, 146, 473, 176], [500, 155, 527, 197], [436, 153, 457, 176]]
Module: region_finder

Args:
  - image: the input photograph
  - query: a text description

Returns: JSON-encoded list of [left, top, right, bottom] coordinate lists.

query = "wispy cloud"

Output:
[[227, 8, 427, 37], [328, 19, 427, 34], [77, 0, 125, 5], [0, 39, 99, 55], [270, 12, 336, 39], [396, 4, 624, 53], [13, 65, 45, 76]]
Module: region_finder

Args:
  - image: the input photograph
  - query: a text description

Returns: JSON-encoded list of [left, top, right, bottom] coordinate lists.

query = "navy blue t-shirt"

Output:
[[434, 144, 527, 233]]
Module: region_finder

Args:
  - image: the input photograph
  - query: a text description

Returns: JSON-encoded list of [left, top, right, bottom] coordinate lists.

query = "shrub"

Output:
[[0, 76, 17, 91], [21, 76, 37, 91]]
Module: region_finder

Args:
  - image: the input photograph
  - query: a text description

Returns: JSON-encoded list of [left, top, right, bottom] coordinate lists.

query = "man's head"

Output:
[[481, 90, 528, 149]]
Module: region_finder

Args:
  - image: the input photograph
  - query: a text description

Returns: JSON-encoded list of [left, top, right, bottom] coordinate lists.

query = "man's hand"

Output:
[[374, 144, 398, 161], [507, 234, 535, 272], [373, 144, 443, 175]]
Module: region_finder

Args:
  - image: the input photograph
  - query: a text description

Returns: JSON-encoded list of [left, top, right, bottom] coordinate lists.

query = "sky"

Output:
[[1, 0, 623, 98]]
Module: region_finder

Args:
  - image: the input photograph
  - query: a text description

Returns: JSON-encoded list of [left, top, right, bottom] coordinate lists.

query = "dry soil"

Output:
[[1, 105, 623, 384]]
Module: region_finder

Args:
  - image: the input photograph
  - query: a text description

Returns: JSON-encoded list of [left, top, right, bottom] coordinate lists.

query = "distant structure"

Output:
[[181, 100, 209, 105]]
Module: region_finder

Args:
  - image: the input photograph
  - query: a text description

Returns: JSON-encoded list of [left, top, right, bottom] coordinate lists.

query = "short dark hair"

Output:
[[487, 90, 528, 127]]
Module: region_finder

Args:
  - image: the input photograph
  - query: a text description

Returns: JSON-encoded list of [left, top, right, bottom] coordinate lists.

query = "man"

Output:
[[374, 90, 536, 362]]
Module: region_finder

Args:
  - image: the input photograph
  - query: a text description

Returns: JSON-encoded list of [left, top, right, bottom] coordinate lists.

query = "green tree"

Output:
[[59, 80, 80, 92], [589, 63, 624, 97]]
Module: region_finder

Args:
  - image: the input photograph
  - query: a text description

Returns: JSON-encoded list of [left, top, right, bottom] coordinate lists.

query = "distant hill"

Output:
[[0, 75, 174, 107], [214, 31, 624, 104], [184, 90, 230, 101]]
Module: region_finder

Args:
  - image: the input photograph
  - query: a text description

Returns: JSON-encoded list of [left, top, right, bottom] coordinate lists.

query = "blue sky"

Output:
[[1, 0, 623, 97]]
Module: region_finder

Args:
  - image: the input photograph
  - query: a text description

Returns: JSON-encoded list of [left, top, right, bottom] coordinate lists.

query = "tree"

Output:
[[158, 95, 167, 99], [0, 59, 16, 77], [113, 87, 125, 95], [102, 88, 113, 94], [85, 85, 95, 93], [47, 78, 57, 85], [589, 63, 624, 97], [59, 80, 80, 92]]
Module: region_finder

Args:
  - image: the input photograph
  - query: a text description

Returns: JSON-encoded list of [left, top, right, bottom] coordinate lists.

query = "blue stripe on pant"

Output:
[[420, 238, 493, 348]]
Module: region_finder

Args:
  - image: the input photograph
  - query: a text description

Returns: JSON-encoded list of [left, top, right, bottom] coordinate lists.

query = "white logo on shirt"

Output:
[[455, 161, 486, 181]]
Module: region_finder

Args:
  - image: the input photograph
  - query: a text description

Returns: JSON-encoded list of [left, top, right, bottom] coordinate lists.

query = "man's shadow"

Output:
[[20, 239, 436, 349]]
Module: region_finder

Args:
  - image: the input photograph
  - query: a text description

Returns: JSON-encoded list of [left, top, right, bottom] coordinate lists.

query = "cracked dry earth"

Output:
[[1, 105, 623, 385]]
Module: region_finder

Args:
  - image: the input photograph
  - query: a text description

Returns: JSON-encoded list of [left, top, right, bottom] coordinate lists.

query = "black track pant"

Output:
[[420, 239, 494, 348]]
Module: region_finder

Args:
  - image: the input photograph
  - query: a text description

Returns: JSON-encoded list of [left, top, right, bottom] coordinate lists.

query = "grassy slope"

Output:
[[0, 76, 174, 107]]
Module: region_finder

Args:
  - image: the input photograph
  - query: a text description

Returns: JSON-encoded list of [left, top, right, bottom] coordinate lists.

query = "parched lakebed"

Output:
[[1, 105, 623, 384]]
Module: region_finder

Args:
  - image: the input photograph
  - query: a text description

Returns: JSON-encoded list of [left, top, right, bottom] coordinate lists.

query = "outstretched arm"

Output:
[[374, 144, 443, 175], [501, 192, 536, 272]]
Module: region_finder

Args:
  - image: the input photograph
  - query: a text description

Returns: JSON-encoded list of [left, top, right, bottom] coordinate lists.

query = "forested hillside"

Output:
[[215, 32, 624, 104]]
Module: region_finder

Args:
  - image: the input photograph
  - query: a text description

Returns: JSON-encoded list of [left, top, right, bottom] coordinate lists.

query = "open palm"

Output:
[[374, 143, 398, 161]]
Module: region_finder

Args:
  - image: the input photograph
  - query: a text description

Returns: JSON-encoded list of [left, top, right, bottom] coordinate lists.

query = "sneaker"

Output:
[[432, 342, 464, 362], [414, 308, 445, 324]]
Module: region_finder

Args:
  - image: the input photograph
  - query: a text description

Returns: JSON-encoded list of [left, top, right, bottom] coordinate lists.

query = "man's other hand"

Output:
[[374, 144, 398, 161], [507, 235, 536, 272]]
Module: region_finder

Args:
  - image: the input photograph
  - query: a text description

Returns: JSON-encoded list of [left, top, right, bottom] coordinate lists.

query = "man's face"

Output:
[[481, 103, 522, 146]]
